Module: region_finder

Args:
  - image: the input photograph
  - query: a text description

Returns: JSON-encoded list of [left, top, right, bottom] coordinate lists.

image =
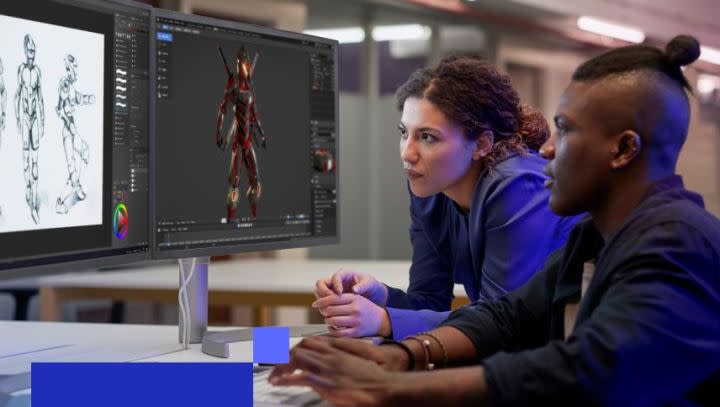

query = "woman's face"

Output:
[[399, 97, 477, 198]]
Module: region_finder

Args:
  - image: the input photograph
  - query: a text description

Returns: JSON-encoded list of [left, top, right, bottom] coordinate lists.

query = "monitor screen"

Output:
[[0, 0, 151, 279], [151, 10, 339, 259]]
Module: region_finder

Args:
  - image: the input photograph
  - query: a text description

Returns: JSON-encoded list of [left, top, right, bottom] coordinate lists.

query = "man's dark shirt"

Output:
[[442, 176, 720, 406]]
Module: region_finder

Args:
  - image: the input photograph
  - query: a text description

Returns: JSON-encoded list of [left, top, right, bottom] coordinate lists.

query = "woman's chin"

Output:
[[409, 183, 434, 198]]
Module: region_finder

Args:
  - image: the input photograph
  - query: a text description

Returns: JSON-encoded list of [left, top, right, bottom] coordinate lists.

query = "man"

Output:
[[270, 35, 720, 406], [15, 34, 45, 224]]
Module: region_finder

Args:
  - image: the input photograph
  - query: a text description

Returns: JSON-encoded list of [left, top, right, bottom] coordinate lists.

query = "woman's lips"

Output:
[[406, 169, 422, 180]]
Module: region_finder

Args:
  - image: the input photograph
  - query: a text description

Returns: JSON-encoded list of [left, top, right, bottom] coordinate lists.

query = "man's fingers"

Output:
[[289, 347, 335, 376], [271, 370, 336, 389], [295, 336, 336, 353], [268, 363, 297, 381], [330, 337, 379, 358]]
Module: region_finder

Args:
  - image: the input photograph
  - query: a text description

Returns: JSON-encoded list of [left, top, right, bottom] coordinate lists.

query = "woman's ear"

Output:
[[473, 130, 494, 160]]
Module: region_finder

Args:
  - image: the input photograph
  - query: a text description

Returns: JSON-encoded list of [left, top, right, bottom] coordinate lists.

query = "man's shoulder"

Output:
[[610, 196, 720, 262], [634, 195, 720, 238]]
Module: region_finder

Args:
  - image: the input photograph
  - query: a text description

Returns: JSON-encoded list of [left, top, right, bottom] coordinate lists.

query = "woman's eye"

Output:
[[421, 133, 437, 143], [398, 128, 408, 138]]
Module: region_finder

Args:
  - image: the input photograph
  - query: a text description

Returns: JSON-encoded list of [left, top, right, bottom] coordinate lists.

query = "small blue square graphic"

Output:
[[253, 326, 290, 363]]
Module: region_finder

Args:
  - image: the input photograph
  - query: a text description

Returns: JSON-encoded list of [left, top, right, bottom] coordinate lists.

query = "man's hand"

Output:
[[269, 337, 409, 406], [313, 293, 392, 337], [314, 268, 388, 306]]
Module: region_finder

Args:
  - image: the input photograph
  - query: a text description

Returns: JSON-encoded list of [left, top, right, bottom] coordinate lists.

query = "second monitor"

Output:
[[151, 10, 339, 259]]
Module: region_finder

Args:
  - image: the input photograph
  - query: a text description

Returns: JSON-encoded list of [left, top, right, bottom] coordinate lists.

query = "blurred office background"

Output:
[[158, 0, 720, 262], [2, 0, 719, 324]]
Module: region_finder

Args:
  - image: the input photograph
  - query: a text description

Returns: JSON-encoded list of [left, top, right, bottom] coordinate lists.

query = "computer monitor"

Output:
[[150, 9, 339, 260], [0, 0, 152, 280]]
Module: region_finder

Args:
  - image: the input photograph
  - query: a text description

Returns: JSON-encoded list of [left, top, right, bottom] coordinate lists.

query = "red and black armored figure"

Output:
[[215, 46, 267, 220]]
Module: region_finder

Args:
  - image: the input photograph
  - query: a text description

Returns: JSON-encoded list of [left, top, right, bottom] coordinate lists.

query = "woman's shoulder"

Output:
[[490, 151, 547, 180], [475, 152, 549, 203], [408, 188, 455, 222]]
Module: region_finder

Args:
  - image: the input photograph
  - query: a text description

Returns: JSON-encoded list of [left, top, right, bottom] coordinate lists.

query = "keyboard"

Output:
[[253, 366, 327, 406]]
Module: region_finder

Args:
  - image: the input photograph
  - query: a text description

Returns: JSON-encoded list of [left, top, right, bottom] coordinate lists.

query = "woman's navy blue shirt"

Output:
[[385, 152, 580, 339]]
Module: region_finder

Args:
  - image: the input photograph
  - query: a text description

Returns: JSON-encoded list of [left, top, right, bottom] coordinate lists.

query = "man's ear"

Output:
[[610, 130, 642, 169], [473, 130, 494, 160]]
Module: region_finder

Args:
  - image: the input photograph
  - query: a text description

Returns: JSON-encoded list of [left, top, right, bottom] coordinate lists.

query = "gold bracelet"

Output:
[[404, 336, 434, 370], [418, 331, 448, 368]]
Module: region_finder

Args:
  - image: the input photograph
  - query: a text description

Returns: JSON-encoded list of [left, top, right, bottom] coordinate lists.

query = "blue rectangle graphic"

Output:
[[157, 32, 173, 42], [253, 327, 290, 363], [32, 363, 252, 407]]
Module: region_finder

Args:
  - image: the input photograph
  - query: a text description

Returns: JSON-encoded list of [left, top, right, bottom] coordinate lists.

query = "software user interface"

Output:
[[0, 0, 150, 271], [153, 16, 337, 254]]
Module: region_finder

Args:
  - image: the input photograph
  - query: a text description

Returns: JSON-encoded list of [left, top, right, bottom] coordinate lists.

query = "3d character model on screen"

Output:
[[56, 54, 95, 214], [215, 45, 268, 220], [15, 34, 45, 224]]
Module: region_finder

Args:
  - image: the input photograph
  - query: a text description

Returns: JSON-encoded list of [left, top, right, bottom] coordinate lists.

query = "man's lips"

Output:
[[543, 166, 554, 188]]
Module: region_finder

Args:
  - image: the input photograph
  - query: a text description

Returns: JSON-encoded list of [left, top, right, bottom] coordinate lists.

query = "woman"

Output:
[[314, 55, 578, 339]]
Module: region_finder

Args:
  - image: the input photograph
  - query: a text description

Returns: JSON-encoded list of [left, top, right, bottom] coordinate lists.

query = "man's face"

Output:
[[540, 81, 617, 216]]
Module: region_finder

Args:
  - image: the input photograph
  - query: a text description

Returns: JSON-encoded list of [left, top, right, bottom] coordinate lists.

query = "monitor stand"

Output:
[[177, 257, 253, 358], [177, 257, 209, 344], [178, 257, 330, 358]]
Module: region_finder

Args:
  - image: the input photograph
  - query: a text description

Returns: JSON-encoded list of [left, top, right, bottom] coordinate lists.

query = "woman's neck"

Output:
[[443, 163, 485, 214]]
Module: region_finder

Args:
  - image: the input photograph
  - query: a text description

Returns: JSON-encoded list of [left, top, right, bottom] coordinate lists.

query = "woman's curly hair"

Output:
[[395, 54, 549, 170]]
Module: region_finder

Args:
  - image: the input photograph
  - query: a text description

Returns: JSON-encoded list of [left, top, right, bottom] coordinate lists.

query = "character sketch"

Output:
[[0, 56, 6, 148], [215, 46, 268, 220], [14, 34, 45, 224], [0, 57, 5, 218], [55, 54, 94, 214]]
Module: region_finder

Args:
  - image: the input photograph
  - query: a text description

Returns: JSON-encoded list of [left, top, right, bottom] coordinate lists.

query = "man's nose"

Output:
[[539, 134, 556, 160]]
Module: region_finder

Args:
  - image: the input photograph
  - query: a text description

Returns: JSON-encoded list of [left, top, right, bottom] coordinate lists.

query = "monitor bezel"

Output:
[[0, 0, 153, 281], [149, 8, 340, 260]]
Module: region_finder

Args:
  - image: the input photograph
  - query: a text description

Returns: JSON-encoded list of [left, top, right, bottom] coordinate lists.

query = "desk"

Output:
[[0, 320, 310, 407], [35, 260, 470, 325]]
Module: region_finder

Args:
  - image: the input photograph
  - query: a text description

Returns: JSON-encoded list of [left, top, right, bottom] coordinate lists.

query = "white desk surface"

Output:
[[4, 259, 468, 298], [0, 320, 310, 407], [0, 321, 259, 368]]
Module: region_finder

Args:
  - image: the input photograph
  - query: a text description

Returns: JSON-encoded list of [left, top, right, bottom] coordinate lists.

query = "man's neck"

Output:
[[590, 178, 652, 241]]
